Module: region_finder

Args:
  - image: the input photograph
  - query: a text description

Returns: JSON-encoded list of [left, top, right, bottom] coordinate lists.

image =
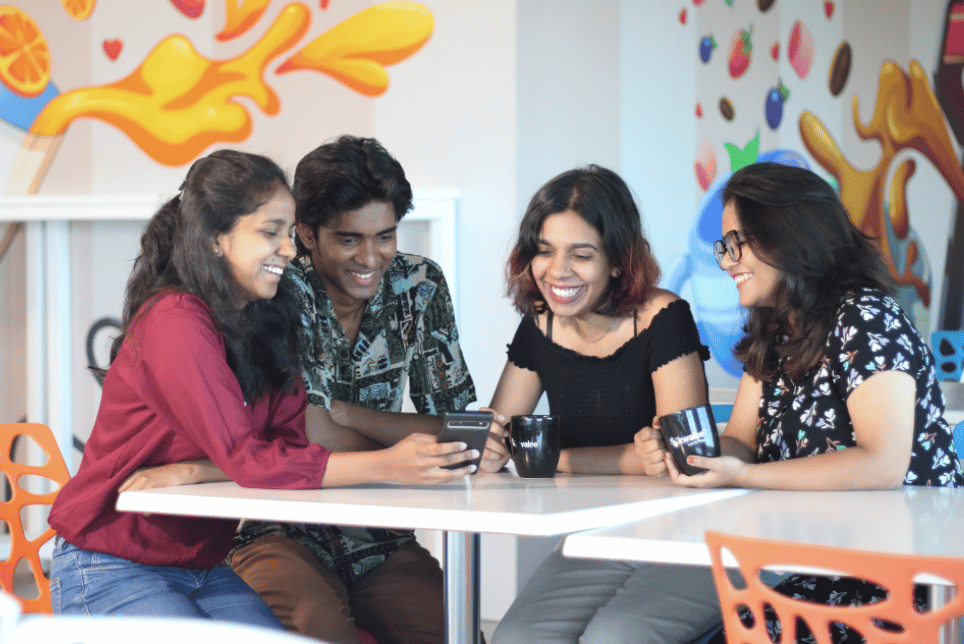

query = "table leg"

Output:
[[933, 584, 961, 644], [443, 531, 480, 644]]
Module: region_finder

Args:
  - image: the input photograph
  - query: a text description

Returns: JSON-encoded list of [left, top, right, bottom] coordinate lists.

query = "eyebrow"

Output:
[[262, 217, 290, 226], [537, 238, 599, 251], [333, 225, 398, 238]]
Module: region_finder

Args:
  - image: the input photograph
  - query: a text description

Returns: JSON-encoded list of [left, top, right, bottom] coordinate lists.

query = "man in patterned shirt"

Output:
[[229, 136, 504, 644]]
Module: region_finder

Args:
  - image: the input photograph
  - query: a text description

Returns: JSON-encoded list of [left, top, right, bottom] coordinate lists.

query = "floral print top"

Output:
[[757, 288, 963, 487]]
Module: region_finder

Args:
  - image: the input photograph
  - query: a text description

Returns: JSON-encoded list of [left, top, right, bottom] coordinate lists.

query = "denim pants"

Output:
[[50, 539, 284, 628]]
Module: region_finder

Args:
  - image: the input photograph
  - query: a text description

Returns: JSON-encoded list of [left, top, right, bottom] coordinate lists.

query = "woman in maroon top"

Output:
[[47, 150, 475, 627]]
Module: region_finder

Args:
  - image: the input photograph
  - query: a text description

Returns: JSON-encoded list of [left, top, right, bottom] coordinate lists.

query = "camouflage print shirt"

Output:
[[234, 253, 476, 587]]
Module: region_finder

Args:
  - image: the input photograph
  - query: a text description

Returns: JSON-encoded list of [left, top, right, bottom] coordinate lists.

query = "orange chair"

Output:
[[706, 530, 964, 644], [0, 423, 70, 613]]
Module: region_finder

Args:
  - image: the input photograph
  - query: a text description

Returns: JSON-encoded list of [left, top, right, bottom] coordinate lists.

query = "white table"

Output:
[[117, 470, 748, 644], [564, 486, 964, 642]]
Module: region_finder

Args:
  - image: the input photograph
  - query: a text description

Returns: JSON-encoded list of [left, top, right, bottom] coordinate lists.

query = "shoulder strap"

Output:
[[633, 309, 638, 337], [546, 310, 553, 339]]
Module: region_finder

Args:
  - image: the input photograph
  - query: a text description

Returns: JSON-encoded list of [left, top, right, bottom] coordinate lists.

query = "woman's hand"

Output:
[[118, 460, 226, 493], [478, 407, 510, 473], [633, 418, 668, 476], [664, 452, 746, 488], [382, 432, 477, 484]]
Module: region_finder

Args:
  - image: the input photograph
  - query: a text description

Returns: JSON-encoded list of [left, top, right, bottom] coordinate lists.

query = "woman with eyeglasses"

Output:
[[671, 161, 962, 643]]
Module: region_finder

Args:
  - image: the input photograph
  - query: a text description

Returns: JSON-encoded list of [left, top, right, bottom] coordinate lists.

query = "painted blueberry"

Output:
[[765, 80, 790, 130], [699, 35, 716, 63]]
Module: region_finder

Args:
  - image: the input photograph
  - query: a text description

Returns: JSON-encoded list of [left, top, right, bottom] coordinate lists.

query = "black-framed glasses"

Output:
[[712, 230, 748, 268]]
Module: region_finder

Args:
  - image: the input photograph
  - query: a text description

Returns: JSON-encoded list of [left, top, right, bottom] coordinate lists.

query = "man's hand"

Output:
[[478, 408, 510, 473]]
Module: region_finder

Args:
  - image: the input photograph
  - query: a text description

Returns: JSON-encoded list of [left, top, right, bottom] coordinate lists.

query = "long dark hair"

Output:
[[507, 165, 660, 317], [105, 149, 301, 401], [725, 162, 894, 380]]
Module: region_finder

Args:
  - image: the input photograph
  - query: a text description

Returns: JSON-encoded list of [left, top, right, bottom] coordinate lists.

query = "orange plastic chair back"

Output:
[[0, 423, 70, 613], [706, 530, 964, 644]]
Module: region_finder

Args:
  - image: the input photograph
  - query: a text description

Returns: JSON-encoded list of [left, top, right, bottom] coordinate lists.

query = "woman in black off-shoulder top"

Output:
[[489, 166, 720, 644]]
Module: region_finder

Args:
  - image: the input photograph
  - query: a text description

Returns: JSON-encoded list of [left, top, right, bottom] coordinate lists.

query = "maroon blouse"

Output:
[[49, 293, 330, 568]]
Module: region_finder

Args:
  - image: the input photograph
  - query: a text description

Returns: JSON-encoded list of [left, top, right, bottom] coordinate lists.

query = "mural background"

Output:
[[1, 0, 962, 620]]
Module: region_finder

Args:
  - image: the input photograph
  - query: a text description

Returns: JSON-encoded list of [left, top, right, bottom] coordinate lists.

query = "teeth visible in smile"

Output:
[[263, 265, 284, 276], [550, 285, 582, 298], [351, 270, 375, 279], [734, 273, 750, 284]]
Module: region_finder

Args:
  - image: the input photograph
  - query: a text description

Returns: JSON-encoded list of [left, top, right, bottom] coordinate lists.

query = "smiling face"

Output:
[[298, 200, 397, 308], [214, 185, 297, 305], [529, 210, 618, 319], [721, 200, 783, 308]]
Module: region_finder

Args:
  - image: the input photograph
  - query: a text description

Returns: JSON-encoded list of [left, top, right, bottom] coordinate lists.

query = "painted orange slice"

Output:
[[0, 6, 51, 98], [61, 0, 95, 21]]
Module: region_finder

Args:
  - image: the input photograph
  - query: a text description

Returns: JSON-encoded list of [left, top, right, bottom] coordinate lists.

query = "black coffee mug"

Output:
[[507, 415, 561, 478], [658, 403, 720, 476]]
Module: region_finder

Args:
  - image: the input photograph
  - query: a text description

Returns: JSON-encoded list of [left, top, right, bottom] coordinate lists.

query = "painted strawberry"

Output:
[[728, 25, 753, 78]]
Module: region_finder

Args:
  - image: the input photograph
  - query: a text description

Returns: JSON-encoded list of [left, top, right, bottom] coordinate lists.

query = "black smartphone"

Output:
[[437, 410, 495, 471]]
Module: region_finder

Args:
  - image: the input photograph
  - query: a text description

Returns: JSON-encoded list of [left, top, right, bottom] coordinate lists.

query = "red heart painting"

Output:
[[103, 38, 122, 61], [771, 42, 779, 60], [320, 0, 330, 8], [824, 1, 834, 18], [679, 8, 687, 25]]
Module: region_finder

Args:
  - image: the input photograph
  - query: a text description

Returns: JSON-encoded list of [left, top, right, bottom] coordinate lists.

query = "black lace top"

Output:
[[507, 299, 709, 449]]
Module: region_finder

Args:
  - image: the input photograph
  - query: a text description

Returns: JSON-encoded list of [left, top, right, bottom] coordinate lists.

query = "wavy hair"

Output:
[[507, 165, 660, 317], [725, 162, 895, 381], [293, 135, 413, 256], [105, 149, 301, 401]]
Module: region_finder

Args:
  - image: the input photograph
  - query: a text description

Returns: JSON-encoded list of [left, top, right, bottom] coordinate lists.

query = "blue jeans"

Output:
[[50, 539, 284, 628]]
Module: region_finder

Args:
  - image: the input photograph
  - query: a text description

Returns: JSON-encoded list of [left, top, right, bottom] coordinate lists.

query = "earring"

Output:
[[213, 248, 222, 257]]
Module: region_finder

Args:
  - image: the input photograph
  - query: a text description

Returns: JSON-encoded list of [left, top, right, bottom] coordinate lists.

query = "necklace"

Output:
[[571, 316, 619, 344]]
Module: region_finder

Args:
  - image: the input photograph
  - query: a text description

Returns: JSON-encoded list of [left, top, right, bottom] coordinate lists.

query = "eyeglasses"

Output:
[[712, 230, 749, 268]]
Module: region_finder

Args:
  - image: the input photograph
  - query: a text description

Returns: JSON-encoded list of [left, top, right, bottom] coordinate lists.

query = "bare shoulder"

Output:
[[637, 289, 682, 326]]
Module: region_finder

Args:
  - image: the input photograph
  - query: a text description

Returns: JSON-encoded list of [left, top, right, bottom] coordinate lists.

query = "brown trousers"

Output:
[[228, 535, 445, 644]]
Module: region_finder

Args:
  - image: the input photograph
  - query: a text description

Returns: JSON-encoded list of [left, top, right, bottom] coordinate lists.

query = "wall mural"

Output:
[[668, 0, 964, 379], [0, 0, 435, 455], [0, 0, 434, 253]]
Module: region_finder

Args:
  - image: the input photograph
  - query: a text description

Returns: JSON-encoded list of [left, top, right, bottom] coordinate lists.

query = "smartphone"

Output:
[[437, 410, 495, 471]]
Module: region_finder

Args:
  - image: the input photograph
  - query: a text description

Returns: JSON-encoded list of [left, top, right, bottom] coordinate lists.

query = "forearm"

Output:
[[721, 435, 756, 463], [330, 400, 443, 445], [558, 444, 647, 475], [321, 451, 391, 487], [307, 422, 383, 451], [733, 446, 907, 490]]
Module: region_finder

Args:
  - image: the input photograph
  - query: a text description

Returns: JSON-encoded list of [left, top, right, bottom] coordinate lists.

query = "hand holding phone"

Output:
[[437, 410, 495, 472]]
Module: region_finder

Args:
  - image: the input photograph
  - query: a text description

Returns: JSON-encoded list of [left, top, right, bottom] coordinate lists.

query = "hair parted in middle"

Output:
[[293, 135, 413, 257], [723, 161, 895, 381], [507, 164, 660, 317]]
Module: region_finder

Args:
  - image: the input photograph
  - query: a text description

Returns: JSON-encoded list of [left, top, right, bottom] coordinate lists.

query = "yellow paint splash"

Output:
[[800, 60, 964, 306]]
